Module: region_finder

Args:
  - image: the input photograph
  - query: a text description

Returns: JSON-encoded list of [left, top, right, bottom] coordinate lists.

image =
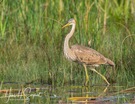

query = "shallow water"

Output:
[[0, 82, 135, 104]]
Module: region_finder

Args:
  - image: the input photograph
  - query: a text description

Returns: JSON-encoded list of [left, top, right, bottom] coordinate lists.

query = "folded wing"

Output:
[[71, 45, 108, 66]]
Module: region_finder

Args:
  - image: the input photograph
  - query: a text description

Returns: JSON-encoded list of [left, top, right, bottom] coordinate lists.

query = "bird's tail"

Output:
[[106, 58, 115, 67]]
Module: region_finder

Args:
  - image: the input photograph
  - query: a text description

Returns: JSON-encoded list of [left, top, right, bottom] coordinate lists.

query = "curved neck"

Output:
[[64, 23, 75, 51]]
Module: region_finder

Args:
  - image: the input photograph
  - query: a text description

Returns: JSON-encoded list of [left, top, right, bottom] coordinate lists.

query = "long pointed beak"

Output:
[[62, 23, 70, 28]]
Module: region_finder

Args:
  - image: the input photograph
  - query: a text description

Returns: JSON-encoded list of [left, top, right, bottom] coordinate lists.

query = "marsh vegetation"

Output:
[[0, 0, 135, 103]]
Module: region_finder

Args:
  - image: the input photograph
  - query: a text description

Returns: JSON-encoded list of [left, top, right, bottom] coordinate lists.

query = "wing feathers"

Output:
[[71, 45, 107, 65]]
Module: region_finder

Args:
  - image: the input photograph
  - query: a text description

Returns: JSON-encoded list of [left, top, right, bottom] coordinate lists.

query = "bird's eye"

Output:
[[68, 18, 74, 22]]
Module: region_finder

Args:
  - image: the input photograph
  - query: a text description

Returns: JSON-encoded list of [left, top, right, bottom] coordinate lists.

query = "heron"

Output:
[[62, 18, 115, 86]]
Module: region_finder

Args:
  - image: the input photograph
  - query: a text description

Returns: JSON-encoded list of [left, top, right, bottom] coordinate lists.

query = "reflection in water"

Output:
[[68, 85, 110, 104], [67, 85, 135, 104], [0, 83, 135, 104]]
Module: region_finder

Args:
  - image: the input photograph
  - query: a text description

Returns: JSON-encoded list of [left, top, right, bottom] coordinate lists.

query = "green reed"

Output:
[[0, 0, 135, 87]]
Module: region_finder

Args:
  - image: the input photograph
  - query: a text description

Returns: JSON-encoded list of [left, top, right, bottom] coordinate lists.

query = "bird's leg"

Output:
[[90, 68, 110, 85], [83, 64, 89, 86]]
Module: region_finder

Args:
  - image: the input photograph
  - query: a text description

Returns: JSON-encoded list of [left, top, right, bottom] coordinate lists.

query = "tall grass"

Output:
[[0, 0, 135, 86]]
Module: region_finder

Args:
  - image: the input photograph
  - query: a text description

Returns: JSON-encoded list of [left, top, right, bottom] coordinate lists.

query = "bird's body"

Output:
[[71, 44, 114, 67], [62, 18, 115, 85]]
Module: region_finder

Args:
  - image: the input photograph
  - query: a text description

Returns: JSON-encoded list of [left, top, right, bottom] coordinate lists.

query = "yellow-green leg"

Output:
[[83, 64, 89, 86], [90, 68, 110, 85]]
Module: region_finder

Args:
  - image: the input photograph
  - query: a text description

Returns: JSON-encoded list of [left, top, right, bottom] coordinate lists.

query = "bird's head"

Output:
[[62, 18, 76, 28]]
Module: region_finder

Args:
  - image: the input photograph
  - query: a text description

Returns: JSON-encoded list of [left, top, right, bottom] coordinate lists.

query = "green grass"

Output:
[[0, 0, 135, 85], [0, 0, 135, 103]]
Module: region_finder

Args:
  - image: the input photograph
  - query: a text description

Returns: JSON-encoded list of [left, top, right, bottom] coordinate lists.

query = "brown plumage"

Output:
[[71, 45, 114, 66], [62, 18, 115, 85]]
